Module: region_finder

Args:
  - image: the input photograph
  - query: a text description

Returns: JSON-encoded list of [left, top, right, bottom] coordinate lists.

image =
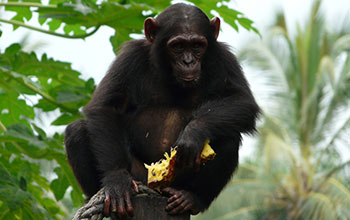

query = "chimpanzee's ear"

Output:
[[210, 17, 220, 40], [144, 18, 159, 42]]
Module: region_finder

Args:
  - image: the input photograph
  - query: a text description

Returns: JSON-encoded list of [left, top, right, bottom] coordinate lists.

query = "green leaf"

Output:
[[0, 185, 32, 210], [41, 198, 61, 216], [19, 177, 27, 191], [57, 91, 87, 103], [31, 123, 47, 139], [50, 167, 69, 201], [22, 208, 36, 220], [0, 205, 12, 219], [55, 160, 84, 205], [71, 188, 85, 207], [85, 78, 96, 93], [0, 164, 18, 186], [63, 24, 86, 35], [4, 124, 48, 149], [4, 43, 21, 55], [47, 19, 62, 31], [0, 92, 35, 126], [215, 5, 241, 32], [1, 43, 93, 115], [237, 17, 254, 30], [38, 3, 96, 29], [132, 0, 171, 12], [34, 98, 58, 111], [110, 29, 131, 52], [5, 6, 32, 26], [51, 113, 83, 125]]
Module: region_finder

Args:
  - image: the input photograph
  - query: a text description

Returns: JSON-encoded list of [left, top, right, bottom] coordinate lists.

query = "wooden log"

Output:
[[131, 194, 190, 220], [72, 186, 190, 220]]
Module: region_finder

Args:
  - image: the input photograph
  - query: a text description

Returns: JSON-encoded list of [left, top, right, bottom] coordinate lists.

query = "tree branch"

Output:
[[0, 18, 100, 39], [0, 2, 57, 8]]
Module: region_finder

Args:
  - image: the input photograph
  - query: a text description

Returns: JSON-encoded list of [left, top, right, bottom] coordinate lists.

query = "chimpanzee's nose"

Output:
[[183, 53, 194, 65]]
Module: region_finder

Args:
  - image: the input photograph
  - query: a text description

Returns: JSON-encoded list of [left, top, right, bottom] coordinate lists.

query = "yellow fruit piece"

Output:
[[144, 139, 215, 190], [200, 139, 216, 162], [144, 148, 177, 190]]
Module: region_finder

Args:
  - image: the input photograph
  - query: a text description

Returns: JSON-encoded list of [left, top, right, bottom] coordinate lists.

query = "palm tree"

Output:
[[194, 0, 350, 219]]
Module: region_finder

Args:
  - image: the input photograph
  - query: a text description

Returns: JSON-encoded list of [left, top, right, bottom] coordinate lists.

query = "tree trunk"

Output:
[[71, 185, 190, 220], [131, 195, 190, 220]]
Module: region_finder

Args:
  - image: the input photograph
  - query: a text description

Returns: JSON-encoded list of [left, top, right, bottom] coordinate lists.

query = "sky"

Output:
[[0, 0, 349, 159]]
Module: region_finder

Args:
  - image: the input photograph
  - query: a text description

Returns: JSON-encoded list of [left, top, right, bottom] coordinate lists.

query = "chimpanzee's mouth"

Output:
[[180, 74, 199, 82]]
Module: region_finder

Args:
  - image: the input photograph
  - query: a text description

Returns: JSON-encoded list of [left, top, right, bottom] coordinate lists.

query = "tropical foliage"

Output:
[[195, 1, 350, 219], [0, 0, 258, 219]]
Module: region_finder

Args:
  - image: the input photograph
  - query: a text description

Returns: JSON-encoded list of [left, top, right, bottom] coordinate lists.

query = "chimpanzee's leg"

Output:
[[65, 119, 102, 198], [165, 134, 241, 214], [190, 137, 239, 206]]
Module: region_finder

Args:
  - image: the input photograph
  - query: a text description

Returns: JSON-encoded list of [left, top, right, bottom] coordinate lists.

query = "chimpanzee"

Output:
[[65, 3, 260, 218]]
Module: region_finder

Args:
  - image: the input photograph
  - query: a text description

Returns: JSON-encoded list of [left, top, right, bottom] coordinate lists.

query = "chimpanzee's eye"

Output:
[[193, 42, 202, 48], [172, 42, 184, 51]]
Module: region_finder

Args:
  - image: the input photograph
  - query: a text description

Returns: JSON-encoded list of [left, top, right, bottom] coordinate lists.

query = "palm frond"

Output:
[[297, 192, 336, 220]]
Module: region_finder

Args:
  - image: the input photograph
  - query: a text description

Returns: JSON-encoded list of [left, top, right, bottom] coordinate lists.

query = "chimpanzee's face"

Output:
[[166, 30, 208, 87]]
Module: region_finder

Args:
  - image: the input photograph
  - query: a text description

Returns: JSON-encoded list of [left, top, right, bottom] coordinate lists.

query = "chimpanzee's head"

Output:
[[144, 3, 220, 87]]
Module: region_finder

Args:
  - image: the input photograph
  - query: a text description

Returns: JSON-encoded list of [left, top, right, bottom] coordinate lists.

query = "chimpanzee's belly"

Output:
[[130, 107, 190, 164]]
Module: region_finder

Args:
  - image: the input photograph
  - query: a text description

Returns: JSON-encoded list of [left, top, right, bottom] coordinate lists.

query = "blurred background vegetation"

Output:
[[0, 0, 349, 219]]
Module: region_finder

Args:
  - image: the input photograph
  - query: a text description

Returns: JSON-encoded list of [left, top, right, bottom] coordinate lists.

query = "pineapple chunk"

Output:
[[200, 139, 216, 162], [144, 139, 215, 190]]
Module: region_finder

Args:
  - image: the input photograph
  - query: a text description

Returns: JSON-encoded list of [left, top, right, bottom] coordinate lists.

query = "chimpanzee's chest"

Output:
[[130, 107, 191, 163]]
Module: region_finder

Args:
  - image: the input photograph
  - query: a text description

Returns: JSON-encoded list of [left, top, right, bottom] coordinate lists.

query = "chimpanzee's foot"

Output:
[[162, 187, 202, 215]]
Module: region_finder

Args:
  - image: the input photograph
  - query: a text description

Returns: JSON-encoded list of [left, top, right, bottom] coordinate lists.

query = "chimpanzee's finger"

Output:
[[117, 196, 126, 215], [166, 197, 181, 211], [124, 191, 134, 217], [162, 187, 176, 197], [104, 193, 111, 216], [167, 198, 185, 214], [131, 180, 139, 193], [111, 198, 117, 213], [181, 202, 192, 214], [168, 194, 180, 203]]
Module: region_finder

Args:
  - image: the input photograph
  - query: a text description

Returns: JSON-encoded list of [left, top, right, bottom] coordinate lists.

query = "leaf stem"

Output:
[[2, 69, 78, 113], [0, 121, 7, 132], [0, 18, 100, 39], [0, 2, 57, 8]]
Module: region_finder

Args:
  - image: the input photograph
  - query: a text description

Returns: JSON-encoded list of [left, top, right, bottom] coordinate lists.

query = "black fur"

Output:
[[65, 3, 260, 214]]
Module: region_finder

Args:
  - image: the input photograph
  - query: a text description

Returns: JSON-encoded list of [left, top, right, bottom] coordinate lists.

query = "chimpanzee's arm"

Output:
[[82, 40, 148, 217], [191, 90, 260, 139], [83, 62, 131, 175], [175, 88, 260, 169], [83, 73, 137, 216], [83, 40, 148, 175]]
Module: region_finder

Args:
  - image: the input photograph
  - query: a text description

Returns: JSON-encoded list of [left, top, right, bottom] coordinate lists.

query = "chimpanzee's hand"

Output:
[[102, 169, 139, 217], [175, 125, 206, 171]]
